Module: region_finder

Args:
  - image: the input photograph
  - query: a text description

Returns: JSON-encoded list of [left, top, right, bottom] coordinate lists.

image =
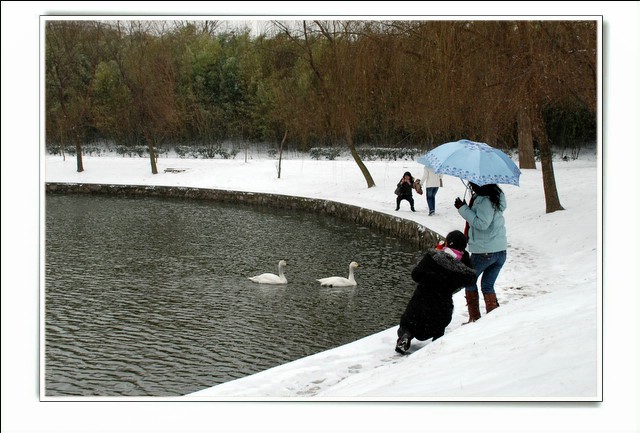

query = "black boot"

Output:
[[395, 333, 412, 354]]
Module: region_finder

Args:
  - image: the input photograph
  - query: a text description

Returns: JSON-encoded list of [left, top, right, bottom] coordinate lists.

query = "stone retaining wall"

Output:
[[46, 183, 442, 249]]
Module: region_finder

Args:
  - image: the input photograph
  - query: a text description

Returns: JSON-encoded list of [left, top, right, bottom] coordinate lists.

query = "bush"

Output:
[[309, 147, 422, 161], [310, 147, 343, 160], [358, 147, 422, 161], [543, 103, 596, 157], [115, 144, 148, 157]]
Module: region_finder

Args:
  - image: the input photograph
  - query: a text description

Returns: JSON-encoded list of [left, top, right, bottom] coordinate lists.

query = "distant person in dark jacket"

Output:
[[395, 230, 477, 354], [395, 171, 416, 212]]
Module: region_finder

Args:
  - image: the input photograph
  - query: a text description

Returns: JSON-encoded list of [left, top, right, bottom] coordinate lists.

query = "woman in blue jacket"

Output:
[[454, 182, 507, 323]]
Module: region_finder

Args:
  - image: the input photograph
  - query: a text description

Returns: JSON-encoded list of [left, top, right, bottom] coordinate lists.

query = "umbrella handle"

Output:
[[460, 178, 470, 201]]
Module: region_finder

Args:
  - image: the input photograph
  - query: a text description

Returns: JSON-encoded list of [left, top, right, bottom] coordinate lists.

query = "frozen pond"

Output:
[[44, 194, 421, 396]]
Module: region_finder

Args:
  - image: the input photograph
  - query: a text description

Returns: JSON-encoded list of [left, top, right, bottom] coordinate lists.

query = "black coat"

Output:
[[399, 249, 477, 341], [396, 180, 414, 197]]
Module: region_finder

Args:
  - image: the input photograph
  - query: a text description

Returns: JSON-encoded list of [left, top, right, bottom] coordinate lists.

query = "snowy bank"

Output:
[[45, 152, 599, 401]]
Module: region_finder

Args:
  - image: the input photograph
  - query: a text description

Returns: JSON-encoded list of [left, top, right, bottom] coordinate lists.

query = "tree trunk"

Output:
[[277, 130, 287, 179], [73, 134, 84, 173], [143, 130, 158, 174], [538, 130, 564, 213], [59, 131, 66, 161], [345, 120, 375, 188], [148, 143, 158, 174], [517, 107, 536, 169]]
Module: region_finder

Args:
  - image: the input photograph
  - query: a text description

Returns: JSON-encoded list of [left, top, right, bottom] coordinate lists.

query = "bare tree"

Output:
[[174, 20, 221, 37], [450, 20, 595, 212], [314, 20, 376, 187], [110, 21, 179, 174], [274, 20, 376, 188], [46, 21, 103, 172], [277, 130, 287, 178], [512, 21, 595, 212]]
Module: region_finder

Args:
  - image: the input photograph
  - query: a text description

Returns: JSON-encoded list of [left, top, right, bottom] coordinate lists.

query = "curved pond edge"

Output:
[[45, 182, 442, 249]]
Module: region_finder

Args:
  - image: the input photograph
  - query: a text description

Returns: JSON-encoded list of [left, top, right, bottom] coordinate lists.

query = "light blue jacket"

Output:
[[458, 193, 507, 254]]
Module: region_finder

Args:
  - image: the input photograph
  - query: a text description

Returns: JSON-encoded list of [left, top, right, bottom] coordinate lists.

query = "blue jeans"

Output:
[[465, 250, 507, 295], [426, 187, 439, 211]]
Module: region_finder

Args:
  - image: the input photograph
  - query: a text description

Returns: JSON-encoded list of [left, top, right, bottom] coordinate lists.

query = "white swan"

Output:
[[248, 260, 288, 284], [317, 261, 359, 287]]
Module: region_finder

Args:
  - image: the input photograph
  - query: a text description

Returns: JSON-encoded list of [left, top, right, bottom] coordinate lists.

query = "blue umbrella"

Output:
[[417, 139, 521, 186]]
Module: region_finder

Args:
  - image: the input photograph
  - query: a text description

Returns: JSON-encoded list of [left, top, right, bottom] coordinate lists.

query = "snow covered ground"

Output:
[[3, 99, 638, 433], [33, 147, 638, 433], [43, 150, 600, 402]]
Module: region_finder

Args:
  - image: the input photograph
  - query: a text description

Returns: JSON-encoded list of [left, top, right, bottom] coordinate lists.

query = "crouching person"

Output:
[[395, 230, 476, 354]]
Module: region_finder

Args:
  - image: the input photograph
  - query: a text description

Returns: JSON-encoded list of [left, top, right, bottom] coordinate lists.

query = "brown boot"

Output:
[[464, 291, 481, 324], [483, 293, 500, 314]]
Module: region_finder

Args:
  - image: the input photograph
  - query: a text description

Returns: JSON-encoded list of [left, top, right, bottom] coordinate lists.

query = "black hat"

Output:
[[445, 230, 467, 251]]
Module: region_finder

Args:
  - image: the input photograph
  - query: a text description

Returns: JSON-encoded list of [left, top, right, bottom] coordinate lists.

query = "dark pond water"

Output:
[[45, 194, 422, 397]]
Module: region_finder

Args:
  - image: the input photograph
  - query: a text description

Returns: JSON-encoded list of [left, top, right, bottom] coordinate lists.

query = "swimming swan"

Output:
[[248, 260, 288, 284], [317, 261, 359, 287]]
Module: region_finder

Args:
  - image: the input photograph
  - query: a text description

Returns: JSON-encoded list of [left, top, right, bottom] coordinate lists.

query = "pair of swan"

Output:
[[248, 260, 359, 287]]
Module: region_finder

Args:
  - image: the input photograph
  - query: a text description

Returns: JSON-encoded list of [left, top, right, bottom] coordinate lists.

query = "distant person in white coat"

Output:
[[421, 166, 443, 215]]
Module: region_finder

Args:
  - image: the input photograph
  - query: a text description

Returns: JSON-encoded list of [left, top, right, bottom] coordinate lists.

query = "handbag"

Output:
[[394, 186, 401, 195], [414, 180, 423, 195]]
